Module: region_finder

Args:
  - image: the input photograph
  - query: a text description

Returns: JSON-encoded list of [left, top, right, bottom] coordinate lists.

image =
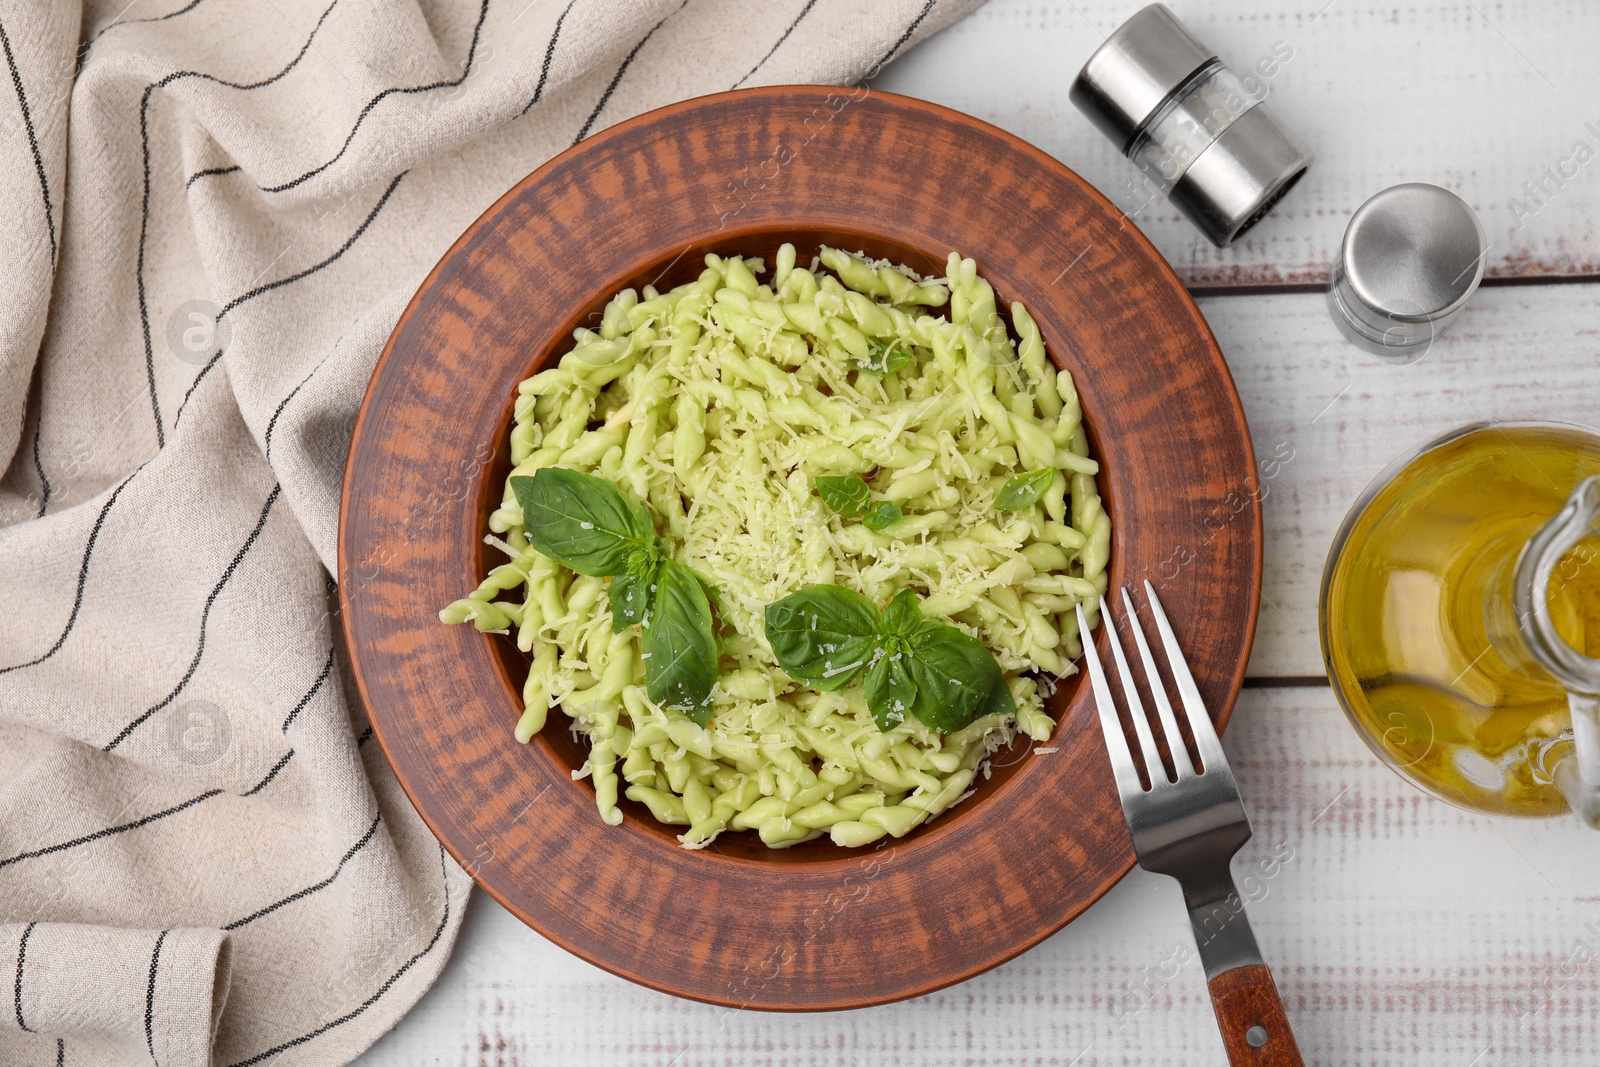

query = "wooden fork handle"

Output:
[[1206, 964, 1304, 1065]]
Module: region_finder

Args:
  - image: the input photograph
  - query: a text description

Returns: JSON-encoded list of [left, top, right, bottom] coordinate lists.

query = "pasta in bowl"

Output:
[[441, 243, 1110, 850], [341, 85, 1261, 1007]]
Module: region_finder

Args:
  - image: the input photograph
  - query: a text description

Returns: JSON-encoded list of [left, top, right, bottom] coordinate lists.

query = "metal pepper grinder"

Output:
[[1070, 4, 1312, 247]]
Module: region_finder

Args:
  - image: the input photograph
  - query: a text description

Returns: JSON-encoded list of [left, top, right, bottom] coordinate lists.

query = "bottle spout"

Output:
[[1555, 694, 1600, 829], [1516, 475, 1600, 827]]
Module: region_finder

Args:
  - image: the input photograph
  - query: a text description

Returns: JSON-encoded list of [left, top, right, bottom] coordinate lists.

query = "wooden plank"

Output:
[[1198, 280, 1600, 677], [359, 686, 1600, 1066], [874, 0, 1600, 288]]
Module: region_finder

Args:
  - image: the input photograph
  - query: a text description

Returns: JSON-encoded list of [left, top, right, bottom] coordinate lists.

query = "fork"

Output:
[[1076, 582, 1303, 1065]]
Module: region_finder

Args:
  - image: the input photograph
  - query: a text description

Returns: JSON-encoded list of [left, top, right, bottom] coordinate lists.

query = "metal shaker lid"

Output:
[[1069, 4, 1216, 153], [1328, 183, 1486, 357]]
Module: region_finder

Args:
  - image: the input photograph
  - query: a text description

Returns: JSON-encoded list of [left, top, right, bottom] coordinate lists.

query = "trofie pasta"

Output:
[[440, 245, 1111, 849]]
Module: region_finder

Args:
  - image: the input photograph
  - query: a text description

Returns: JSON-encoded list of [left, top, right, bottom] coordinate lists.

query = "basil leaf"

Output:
[[643, 560, 718, 722], [862, 500, 903, 531], [864, 644, 918, 731], [608, 570, 652, 633], [629, 499, 658, 542], [880, 588, 921, 637], [982, 673, 1017, 719], [995, 468, 1056, 512], [903, 620, 1006, 733], [815, 475, 872, 517], [509, 470, 720, 714], [512, 468, 649, 576], [625, 543, 660, 580], [764, 585, 883, 690], [852, 341, 912, 375], [763, 585, 1015, 735]]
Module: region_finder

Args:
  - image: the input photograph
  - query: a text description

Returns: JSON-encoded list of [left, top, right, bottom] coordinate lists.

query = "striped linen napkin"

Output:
[[0, 1, 979, 1064]]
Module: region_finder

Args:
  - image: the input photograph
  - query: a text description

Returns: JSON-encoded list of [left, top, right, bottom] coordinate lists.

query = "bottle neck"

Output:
[[1512, 476, 1600, 697], [1508, 476, 1600, 827]]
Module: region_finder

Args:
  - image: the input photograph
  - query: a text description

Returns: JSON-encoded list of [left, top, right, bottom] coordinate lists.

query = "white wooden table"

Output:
[[359, 3, 1600, 1063]]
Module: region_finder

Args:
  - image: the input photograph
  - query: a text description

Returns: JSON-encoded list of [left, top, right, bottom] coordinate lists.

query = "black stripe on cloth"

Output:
[[30, 414, 50, 518], [218, 169, 405, 321], [0, 790, 223, 871], [262, 357, 327, 462], [184, 163, 239, 189], [572, 1, 684, 145], [104, 485, 282, 752], [56, 1038, 63, 1067], [137, 82, 166, 446], [223, 811, 382, 930], [519, 0, 578, 116], [356, 725, 373, 747], [257, 0, 490, 194], [172, 348, 223, 427], [732, 0, 817, 89], [225, 846, 452, 1067], [85, 0, 209, 55], [282, 646, 336, 733], [0, 746, 298, 872], [868, 0, 935, 77], [242, 749, 295, 796], [136, 0, 344, 448], [144, 929, 167, 1065], [0, 16, 58, 262], [13, 921, 35, 1031], [0, 471, 138, 676]]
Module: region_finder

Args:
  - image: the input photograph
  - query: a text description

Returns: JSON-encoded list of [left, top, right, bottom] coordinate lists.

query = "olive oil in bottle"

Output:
[[1322, 424, 1600, 817]]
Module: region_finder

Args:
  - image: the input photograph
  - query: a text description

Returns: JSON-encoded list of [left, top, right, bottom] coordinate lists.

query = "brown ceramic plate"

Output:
[[339, 86, 1261, 1010]]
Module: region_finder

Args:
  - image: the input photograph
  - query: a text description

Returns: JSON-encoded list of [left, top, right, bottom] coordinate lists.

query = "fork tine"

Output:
[[1121, 587, 1196, 779], [1076, 602, 1143, 799], [1098, 595, 1169, 786], [1142, 580, 1226, 769]]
